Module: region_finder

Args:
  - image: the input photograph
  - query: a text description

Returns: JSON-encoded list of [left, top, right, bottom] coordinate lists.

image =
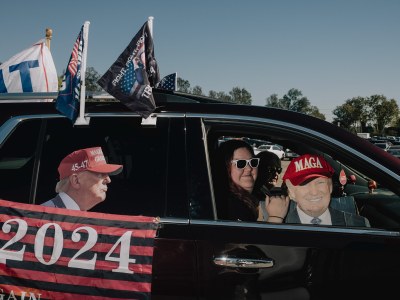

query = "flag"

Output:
[[98, 21, 160, 118], [0, 199, 159, 299], [0, 40, 58, 93], [55, 25, 85, 122], [156, 72, 177, 91]]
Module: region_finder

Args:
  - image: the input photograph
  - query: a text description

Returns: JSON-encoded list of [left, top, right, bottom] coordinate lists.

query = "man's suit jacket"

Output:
[[41, 194, 66, 208], [285, 206, 370, 227]]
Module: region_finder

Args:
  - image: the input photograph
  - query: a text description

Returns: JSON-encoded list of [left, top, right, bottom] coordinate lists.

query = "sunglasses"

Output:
[[267, 167, 282, 174], [231, 158, 260, 169]]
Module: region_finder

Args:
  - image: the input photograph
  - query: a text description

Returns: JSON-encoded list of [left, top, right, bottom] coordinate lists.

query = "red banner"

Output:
[[0, 199, 158, 299]]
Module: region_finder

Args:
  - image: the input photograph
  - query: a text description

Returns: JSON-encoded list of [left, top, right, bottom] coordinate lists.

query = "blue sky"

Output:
[[1, 0, 399, 121]]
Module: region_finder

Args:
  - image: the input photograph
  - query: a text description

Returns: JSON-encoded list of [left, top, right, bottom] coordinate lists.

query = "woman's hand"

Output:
[[265, 195, 289, 223]]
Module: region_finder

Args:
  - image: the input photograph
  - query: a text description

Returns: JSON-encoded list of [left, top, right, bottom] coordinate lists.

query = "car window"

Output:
[[0, 115, 189, 219], [205, 120, 400, 231], [0, 119, 42, 204]]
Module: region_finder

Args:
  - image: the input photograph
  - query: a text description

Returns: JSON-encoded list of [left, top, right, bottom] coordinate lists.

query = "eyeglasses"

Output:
[[267, 167, 282, 174], [231, 158, 260, 169]]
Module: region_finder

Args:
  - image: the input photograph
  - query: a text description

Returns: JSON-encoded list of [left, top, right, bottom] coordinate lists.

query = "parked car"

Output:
[[373, 142, 390, 151], [284, 148, 300, 160], [387, 148, 400, 159], [1, 90, 400, 299], [255, 144, 285, 159]]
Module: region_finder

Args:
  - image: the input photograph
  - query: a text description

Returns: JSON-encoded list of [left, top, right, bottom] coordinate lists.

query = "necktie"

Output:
[[311, 217, 321, 225]]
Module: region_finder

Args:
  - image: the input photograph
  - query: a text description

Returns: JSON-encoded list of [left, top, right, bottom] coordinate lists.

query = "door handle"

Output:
[[213, 256, 274, 269]]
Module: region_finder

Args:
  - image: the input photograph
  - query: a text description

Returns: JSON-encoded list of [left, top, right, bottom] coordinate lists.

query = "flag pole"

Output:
[[45, 28, 52, 51], [147, 16, 154, 37], [141, 16, 157, 125], [74, 21, 90, 125], [174, 72, 177, 91]]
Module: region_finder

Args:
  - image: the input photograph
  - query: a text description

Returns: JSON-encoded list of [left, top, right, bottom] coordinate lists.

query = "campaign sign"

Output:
[[0, 199, 158, 299]]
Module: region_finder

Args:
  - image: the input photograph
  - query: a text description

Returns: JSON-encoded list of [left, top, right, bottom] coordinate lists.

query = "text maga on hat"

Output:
[[283, 154, 334, 186], [294, 156, 324, 172]]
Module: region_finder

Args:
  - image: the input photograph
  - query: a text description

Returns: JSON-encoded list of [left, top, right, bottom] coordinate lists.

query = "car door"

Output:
[[188, 115, 400, 300], [0, 113, 199, 299]]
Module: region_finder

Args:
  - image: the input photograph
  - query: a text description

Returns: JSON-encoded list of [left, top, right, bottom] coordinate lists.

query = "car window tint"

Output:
[[186, 118, 214, 219], [0, 119, 42, 203], [34, 116, 187, 218]]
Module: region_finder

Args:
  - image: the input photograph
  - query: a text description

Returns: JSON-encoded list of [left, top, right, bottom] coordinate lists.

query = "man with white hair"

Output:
[[282, 154, 369, 227], [41, 147, 123, 211]]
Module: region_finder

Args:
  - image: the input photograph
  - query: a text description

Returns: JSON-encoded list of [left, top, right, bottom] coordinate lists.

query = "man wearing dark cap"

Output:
[[282, 154, 369, 227], [41, 147, 123, 211]]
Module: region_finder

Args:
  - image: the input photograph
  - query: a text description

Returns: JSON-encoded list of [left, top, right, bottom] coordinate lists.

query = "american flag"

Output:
[[56, 25, 84, 122], [67, 34, 81, 76], [120, 59, 135, 95], [157, 73, 177, 91]]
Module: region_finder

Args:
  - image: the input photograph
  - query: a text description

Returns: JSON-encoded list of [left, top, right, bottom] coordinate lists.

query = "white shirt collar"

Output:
[[296, 206, 332, 225], [59, 192, 81, 210]]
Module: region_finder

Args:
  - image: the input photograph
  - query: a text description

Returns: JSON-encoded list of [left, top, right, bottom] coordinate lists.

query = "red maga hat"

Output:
[[282, 154, 334, 186], [58, 147, 123, 180]]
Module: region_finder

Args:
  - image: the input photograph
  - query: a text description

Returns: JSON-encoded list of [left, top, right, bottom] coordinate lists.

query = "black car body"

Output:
[[1, 90, 400, 299]]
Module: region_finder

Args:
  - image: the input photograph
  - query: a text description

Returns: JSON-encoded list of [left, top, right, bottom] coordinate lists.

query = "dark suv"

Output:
[[1, 90, 400, 299]]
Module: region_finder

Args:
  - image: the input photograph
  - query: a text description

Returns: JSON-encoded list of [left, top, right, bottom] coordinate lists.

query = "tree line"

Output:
[[74, 68, 400, 136]]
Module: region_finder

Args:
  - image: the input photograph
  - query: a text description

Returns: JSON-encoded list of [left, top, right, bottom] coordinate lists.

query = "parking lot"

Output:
[[276, 158, 290, 186]]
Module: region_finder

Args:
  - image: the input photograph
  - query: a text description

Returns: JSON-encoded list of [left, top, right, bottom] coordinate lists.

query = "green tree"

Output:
[[229, 87, 252, 105], [308, 105, 326, 120], [58, 71, 64, 89], [266, 88, 325, 119], [333, 97, 369, 131], [57, 66, 102, 92], [368, 95, 399, 134], [332, 102, 358, 130], [282, 88, 310, 113], [192, 85, 204, 96], [85, 67, 102, 92], [209, 90, 232, 102], [266, 94, 283, 108], [177, 77, 190, 93]]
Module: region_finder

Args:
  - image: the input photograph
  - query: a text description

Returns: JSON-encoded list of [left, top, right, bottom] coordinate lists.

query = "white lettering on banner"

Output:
[[0, 289, 42, 300], [141, 85, 152, 99], [71, 160, 88, 171], [112, 68, 126, 86], [112, 33, 146, 87], [294, 157, 323, 172], [0, 218, 136, 274]]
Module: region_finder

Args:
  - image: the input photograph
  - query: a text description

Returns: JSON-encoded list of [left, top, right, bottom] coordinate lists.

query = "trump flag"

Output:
[[98, 21, 160, 119], [0, 40, 58, 93], [0, 199, 159, 299], [56, 25, 85, 123]]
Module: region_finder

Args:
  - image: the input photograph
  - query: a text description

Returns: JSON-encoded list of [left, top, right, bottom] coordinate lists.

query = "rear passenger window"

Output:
[[1, 116, 188, 218], [0, 119, 42, 203]]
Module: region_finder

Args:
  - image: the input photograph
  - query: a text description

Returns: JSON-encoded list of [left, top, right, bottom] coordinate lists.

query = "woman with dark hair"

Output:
[[214, 139, 287, 222]]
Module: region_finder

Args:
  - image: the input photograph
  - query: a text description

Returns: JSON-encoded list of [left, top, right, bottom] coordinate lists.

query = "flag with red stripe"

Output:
[[0, 199, 158, 299], [55, 25, 85, 123]]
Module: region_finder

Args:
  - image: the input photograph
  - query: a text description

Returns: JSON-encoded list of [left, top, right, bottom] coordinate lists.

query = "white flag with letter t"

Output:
[[0, 39, 58, 93]]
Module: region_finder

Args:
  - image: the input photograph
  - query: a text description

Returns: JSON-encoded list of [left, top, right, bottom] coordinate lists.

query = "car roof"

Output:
[[2, 90, 400, 176]]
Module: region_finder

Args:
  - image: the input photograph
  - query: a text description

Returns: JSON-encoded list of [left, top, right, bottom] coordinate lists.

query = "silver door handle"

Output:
[[213, 256, 274, 268]]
